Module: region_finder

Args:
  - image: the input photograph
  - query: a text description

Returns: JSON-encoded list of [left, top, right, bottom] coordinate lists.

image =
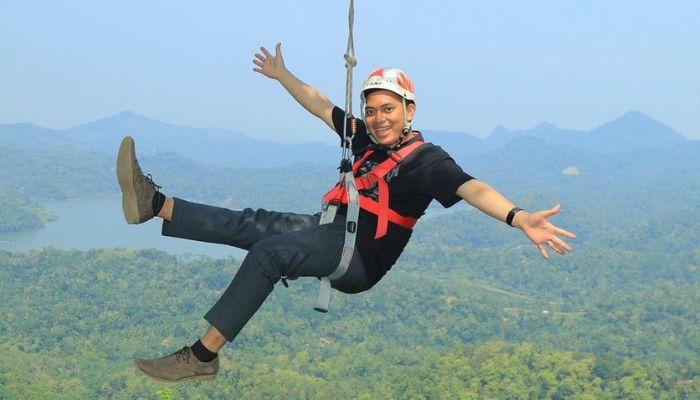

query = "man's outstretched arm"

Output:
[[253, 42, 335, 131], [456, 179, 576, 259]]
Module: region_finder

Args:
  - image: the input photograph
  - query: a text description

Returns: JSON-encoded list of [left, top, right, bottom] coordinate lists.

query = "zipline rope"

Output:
[[341, 0, 356, 160], [314, 0, 360, 313]]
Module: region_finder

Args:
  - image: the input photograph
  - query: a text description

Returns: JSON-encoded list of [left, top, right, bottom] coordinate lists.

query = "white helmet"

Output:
[[360, 67, 416, 104], [360, 68, 416, 147]]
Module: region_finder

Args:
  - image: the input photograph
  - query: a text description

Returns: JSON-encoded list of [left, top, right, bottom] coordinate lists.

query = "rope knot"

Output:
[[344, 54, 357, 67]]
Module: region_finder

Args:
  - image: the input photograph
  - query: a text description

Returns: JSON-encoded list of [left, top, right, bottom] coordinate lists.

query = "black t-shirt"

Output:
[[331, 107, 474, 286]]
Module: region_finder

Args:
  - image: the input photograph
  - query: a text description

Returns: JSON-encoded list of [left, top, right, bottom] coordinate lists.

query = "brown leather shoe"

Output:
[[134, 346, 219, 382], [117, 136, 161, 224]]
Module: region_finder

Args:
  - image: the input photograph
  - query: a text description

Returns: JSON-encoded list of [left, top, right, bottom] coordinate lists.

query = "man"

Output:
[[122, 43, 575, 382]]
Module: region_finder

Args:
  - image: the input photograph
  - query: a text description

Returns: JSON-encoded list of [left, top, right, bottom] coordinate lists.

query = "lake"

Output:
[[0, 196, 471, 259], [0, 195, 246, 259]]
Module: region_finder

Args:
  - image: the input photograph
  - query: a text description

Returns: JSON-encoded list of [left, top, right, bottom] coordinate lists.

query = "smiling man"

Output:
[[122, 42, 575, 383]]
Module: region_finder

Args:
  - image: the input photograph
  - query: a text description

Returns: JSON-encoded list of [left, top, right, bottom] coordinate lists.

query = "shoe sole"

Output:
[[133, 361, 217, 383], [117, 136, 140, 224]]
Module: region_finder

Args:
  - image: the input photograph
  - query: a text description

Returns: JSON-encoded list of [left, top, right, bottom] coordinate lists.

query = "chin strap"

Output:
[[394, 127, 412, 149]]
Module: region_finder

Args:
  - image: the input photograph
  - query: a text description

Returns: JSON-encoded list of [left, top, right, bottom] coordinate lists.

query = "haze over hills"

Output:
[[1, 109, 694, 168], [1, 109, 698, 232], [426, 110, 692, 160], [60, 111, 342, 168]]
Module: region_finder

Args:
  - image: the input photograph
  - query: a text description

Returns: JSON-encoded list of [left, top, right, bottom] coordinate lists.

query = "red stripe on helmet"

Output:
[[368, 68, 384, 78], [397, 72, 414, 93]]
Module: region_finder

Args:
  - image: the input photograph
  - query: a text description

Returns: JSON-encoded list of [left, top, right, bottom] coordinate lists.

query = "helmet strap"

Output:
[[394, 98, 412, 149]]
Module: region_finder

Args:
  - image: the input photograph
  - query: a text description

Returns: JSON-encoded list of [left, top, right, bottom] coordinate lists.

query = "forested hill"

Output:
[[1, 111, 699, 398], [0, 202, 698, 398]]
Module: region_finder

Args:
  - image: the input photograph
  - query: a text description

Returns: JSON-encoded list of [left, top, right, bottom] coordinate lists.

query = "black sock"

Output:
[[152, 192, 166, 216], [191, 339, 218, 362]]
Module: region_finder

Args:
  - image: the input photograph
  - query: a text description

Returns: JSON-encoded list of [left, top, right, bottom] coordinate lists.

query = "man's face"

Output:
[[364, 90, 416, 146]]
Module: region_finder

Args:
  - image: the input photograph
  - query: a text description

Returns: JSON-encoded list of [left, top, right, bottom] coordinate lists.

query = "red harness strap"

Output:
[[322, 140, 425, 239]]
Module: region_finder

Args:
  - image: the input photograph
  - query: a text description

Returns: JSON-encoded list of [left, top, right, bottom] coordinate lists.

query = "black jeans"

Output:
[[162, 198, 370, 341]]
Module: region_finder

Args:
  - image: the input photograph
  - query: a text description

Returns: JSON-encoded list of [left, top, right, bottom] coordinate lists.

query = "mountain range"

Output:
[[1, 109, 698, 226], [0, 110, 694, 170], [1, 107, 696, 242]]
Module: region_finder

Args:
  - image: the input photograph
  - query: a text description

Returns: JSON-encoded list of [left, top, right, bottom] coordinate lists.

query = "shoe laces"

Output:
[[146, 174, 162, 191], [174, 347, 192, 364]]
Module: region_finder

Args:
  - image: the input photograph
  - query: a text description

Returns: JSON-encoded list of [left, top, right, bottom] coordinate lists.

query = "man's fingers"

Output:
[[551, 237, 572, 252], [549, 241, 567, 255], [557, 228, 576, 239], [542, 204, 561, 218]]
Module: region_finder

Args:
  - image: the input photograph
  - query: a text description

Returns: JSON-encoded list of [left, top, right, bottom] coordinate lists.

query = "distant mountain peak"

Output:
[[115, 110, 140, 118], [596, 110, 678, 133], [621, 110, 648, 118], [103, 110, 162, 124], [534, 121, 559, 131], [612, 110, 658, 125], [71, 110, 174, 132], [489, 124, 512, 137], [589, 110, 686, 149]]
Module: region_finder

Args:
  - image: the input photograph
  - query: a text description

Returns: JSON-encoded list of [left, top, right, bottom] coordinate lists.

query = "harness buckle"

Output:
[[339, 158, 353, 173]]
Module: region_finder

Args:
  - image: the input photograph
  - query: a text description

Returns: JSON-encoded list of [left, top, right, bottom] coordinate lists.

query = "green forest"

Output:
[[2, 121, 699, 398], [1, 201, 698, 398]]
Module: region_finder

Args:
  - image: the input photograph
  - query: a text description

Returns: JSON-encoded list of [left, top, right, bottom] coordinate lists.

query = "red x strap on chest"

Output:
[[321, 140, 424, 239]]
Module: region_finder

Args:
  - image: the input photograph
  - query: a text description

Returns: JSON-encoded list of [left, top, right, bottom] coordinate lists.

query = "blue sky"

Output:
[[2, 1, 698, 143]]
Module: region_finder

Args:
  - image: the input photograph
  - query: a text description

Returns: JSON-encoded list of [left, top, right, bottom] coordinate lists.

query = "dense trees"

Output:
[[2, 126, 698, 397], [0, 237, 697, 398], [1, 170, 698, 398], [0, 196, 45, 233]]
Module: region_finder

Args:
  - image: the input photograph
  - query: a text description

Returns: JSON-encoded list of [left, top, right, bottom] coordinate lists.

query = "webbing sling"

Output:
[[314, 165, 360, 313], [314, 0, 358, 313]]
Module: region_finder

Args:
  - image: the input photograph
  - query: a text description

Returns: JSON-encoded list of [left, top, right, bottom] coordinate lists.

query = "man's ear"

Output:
[[406, 103, 417, 122]]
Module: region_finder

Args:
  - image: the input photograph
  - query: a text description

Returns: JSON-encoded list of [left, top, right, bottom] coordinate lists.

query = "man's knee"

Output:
[[247, 238, 289, 284]]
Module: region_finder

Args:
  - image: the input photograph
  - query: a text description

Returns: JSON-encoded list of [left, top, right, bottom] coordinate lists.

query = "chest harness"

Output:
[[314, 135, 425, 312]]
